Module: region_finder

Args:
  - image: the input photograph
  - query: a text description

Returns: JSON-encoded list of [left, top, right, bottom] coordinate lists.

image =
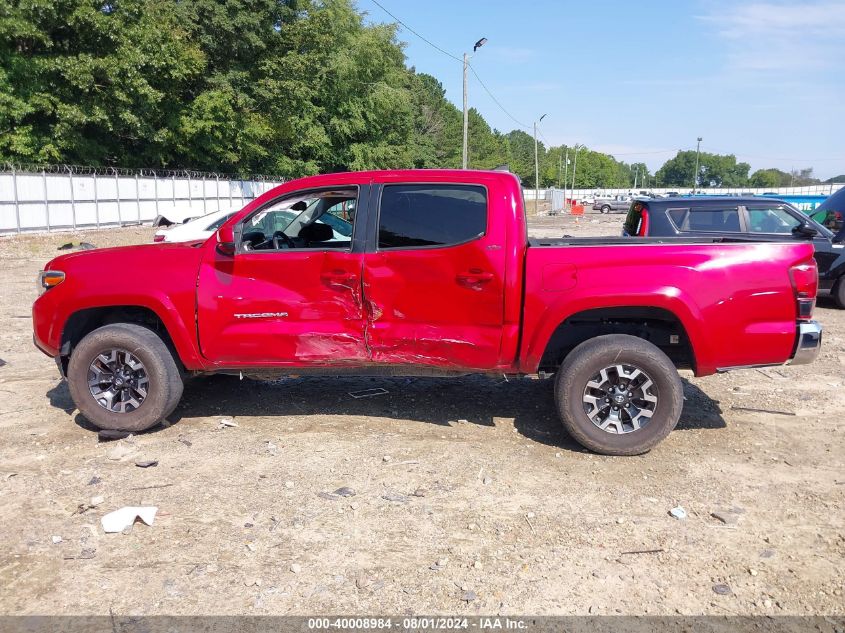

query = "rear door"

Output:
[[361, 182, 506, 370]]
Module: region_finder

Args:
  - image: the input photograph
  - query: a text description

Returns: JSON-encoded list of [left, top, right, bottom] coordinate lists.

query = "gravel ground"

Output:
[[0, 214, 843, 617]]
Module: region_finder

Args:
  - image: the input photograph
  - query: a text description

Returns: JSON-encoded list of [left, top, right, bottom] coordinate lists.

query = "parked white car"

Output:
[[153, 209, 238, 243]]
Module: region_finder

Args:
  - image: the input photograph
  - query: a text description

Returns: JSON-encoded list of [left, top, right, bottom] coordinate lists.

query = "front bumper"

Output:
[[788, 321, 822, 366]]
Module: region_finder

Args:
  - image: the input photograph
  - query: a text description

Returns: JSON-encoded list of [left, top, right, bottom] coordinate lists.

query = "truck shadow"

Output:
[[50, 373, 726, 452]]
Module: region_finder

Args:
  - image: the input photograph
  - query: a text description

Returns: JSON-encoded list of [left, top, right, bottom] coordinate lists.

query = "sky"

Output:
[[361, 0, 845, 179]]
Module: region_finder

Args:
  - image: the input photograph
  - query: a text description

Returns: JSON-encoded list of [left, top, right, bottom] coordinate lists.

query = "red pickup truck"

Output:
[[32, 170, 822, 455]]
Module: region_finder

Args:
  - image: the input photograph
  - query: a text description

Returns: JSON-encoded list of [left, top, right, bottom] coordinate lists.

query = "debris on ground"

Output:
[[106, 442, 136, 461], [669, 506, 687, 520], [98, 430, 131, 442], [57, 242, 96, 251], [621, 548, 665, 556], [349, 388, 388, 399], [177, 436, 192, 447], [711, 507, 744, 526], [51, 535, 62, 544], [0, 358, 6, 367], [87, 476, 101, 486], [90, 495, 104, 507], [381, 490, 409, 503], [412, 488, 426, 497], [712, 583, 732, 595], [333, 486, 356, 497], [135, 459, 158, 468], [460, 590, 477, 602], [63, 548, 96, 561], [218, 418, 238, 428], [730, 406, 796, 417], [101, 506, 158, 533], [289, 563, 302, 574], [482, 476, 493, 485], [382, 455, 392, 463]]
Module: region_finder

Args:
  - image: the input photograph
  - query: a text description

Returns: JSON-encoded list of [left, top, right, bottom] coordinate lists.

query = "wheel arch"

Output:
[[537, 306, 697, 374], [60, 305, 188, 375]]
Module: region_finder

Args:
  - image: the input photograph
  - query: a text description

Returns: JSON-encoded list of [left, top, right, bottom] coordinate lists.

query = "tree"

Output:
[[749, 168, 788, 188], [655, 150, 750, 188]]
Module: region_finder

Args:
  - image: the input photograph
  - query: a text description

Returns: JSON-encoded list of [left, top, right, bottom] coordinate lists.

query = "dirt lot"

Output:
[[0, 214, 843, 617]]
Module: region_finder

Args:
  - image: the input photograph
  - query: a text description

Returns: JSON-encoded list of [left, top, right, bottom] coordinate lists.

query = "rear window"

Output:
[[667, 207, 740, 232], [623, 201, 648, 235], [378, 184, 487, 249]]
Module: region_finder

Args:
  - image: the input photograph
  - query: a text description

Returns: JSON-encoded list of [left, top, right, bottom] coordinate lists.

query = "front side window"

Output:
[[240, 188, 357, 251], [378, 184, 487, 249], [668, 207, 740, 232], [746, 206, 800, 234]]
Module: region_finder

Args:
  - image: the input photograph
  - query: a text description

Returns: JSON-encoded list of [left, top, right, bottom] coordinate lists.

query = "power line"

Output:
[[467, 63, 532, 132], [367, 1, 533, 134], [368, 0, 462, 62]]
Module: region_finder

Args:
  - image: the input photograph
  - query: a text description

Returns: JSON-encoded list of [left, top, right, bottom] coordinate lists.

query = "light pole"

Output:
[[571, 143, 582, 199], [533, 114, 547, 198], [462, 37, 487, 169], [692, 136, 702, 193]]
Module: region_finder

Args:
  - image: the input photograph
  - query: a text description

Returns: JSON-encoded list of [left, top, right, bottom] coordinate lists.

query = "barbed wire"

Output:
[[0, 162, 285, 182]]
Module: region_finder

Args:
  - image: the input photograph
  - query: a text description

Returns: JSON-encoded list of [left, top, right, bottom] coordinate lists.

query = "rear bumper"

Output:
[[788, 321, 822, 366]]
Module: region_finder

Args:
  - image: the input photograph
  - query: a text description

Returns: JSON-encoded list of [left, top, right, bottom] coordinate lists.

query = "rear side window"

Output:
[[668, 207, 740, 232], [378, 184, 487, 249]]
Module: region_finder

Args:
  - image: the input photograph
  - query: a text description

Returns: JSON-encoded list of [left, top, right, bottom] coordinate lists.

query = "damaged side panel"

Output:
[[196, 248, 369, 365]]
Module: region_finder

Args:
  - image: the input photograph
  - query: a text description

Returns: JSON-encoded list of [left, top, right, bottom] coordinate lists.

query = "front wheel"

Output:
[[67, 323, 184, 432], [554, 334, 684, 455], [600, 205, 611, 214]]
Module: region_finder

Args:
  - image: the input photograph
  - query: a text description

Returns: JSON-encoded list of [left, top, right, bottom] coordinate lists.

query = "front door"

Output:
[[197, 186, 368, 366], [362, 182, 506, 370]]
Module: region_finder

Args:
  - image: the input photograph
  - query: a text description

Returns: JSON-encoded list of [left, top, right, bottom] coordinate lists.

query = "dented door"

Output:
[[362, 183, 506, 370], [197, 249, 367, 365]]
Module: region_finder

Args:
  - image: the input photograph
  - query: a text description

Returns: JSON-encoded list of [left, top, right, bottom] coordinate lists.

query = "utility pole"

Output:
[[462, 38, 487, 169], [633, 165, 639, 190], [563, 148, 569, 208], [692, 136, 702, 193], [533, 114, 547, 207]]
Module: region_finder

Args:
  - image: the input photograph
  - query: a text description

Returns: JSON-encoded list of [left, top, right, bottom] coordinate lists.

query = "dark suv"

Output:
[[622, 196, 845, 308]]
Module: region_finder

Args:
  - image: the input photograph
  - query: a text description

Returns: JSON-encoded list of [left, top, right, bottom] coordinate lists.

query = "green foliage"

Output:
[[0, 1, 825, 187], [655, 150, 750, 188]]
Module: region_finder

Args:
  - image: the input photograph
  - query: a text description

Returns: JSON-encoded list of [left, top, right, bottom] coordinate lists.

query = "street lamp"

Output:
[[462, 37, 488, 169], [693, 136, 702, 194], [534, 113, 547, 196], [571, 143, 582, 200]]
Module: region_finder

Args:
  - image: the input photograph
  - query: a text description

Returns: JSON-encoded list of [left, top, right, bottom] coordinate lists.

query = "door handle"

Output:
[[456, 269, 495, 285]]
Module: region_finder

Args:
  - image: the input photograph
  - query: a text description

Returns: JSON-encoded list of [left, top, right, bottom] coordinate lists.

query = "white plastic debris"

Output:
[[219, 418, 238, 428], [101, 506, 158, 533], [669, 506, 687, 520]]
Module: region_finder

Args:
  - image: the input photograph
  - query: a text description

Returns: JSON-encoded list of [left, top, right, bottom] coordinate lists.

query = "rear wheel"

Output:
[[554, 334, 683, 455], [67, 323, 183, 432]]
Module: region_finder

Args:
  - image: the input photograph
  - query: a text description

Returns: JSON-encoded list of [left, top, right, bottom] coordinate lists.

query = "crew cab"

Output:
[[33, 170, 822, 455], [622, 196, 845, 308]]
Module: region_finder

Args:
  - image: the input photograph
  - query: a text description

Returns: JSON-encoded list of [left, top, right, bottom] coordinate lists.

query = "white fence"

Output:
[[0, 166, 284, 234]]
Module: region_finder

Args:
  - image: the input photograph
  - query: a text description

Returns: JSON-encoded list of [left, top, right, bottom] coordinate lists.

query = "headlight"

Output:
[[37, 270, 65, 295]]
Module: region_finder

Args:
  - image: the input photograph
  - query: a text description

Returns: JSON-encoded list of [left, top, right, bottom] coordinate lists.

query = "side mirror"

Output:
[[792, 222, 818, 239], [216, 225, 236, 256]]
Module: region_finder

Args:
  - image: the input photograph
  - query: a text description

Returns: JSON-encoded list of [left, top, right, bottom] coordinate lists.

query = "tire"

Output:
[[554, 334, 683, 455], [834, 278, 845, 309], [67, 323, 184, 432], [152, 215, 173, 227], [600, 205, 611, 214]]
